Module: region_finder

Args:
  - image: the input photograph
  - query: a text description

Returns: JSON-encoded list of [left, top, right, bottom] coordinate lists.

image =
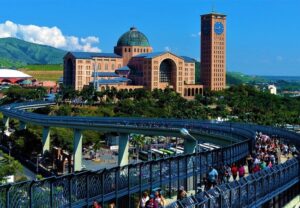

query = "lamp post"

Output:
[[180, 128, 199, 153], [180, 128, 197, 141], [8, 141, 12, 163], [36, 153, 41, 177], [92, 59, 98, 91]]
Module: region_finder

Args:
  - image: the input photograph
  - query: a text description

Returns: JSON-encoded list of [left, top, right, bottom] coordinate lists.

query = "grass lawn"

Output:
[[20, 70, 62, 81], [19, 64, 63, 71]]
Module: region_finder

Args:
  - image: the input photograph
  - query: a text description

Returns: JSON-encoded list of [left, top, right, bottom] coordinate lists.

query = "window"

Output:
[[105, 64, 108, 70], [112, 64, 115, 70]]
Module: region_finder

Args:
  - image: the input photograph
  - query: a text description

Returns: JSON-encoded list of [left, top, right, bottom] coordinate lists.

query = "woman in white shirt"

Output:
[[139, 192, 149, 208]]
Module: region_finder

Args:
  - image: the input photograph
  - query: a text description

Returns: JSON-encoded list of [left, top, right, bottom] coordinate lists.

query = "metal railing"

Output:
[[0, 101, 299, 207], [0, 141, 249, 207], [166, 157, 300, 208]]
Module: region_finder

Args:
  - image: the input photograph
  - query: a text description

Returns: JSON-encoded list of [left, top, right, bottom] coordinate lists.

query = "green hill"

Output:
[[0, 37, 66, 68], [195, 61, 266, 85], [226, 71, 267, 85]]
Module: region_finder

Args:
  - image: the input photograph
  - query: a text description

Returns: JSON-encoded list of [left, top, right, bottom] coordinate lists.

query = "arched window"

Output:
[[159, 59, 176, 83]]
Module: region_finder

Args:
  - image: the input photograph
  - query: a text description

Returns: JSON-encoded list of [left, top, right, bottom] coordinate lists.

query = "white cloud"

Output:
[[191, 32, 201, 38], [164, 46, 171, 52], [0, 20, 101, 52]]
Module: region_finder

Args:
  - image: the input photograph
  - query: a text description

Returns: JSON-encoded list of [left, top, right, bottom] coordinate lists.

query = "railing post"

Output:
[[86, 173, 89, 206], [73, 129, 83, 172], [3, 116, 9, 130], [29, 181, 34, 208], [69, 174, 73, 207], [6, 184, 11, 208], [168, 159, 172, 198], [115, 168, 119, 207], [118, 133, 130, 166], [42, 126, 51, 154]]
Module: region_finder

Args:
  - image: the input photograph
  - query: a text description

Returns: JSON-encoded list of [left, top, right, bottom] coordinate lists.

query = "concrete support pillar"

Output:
[[3, 116, 9, 129], [42, 127, 51, 154], [118, 133, 130, 166], [19, 121, 27, 130], [184, 139, 197, 154], [73, 129, 82, 172]]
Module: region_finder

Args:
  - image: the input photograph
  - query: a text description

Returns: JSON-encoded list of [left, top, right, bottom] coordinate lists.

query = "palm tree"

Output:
[[130, 134, 146, 162]]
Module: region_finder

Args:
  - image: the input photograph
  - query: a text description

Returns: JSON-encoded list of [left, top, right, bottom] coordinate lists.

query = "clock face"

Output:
[[214, 22, 224, 35]]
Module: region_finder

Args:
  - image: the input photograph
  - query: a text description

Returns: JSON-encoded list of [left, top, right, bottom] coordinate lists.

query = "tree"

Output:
[[60, 85, 78, 101], [130, 134, 146, 162], [80, 85, 95, 104], [0, 150, 23, 184]]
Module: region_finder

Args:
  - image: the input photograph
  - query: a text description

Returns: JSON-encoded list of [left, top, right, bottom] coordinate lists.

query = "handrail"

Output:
[[166, 157, 300, 208]]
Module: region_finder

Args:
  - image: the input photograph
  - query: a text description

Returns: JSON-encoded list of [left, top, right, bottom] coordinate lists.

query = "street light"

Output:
[[180, 128, 199, 152], [180, 128, 197, 142]]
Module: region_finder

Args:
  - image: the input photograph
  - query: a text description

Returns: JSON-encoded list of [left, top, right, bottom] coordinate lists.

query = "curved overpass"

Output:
[[0, 101, 299, 208]]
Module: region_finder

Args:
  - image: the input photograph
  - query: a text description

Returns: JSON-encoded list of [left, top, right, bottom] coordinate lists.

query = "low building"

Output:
[[268, 85, 277, 95], [0, 69, 32, 84]]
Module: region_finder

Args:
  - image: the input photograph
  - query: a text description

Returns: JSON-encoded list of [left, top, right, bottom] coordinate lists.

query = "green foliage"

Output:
[[52, 86, 300, 126], [9, 129, 42, 157], [55, 105, 72, 116], [0, 150, 23, 183], [1, 86, 47, 104], [59, 85, 79, 101], [36, 174, 44, 180], [51, 127, 73, 151], [0, 37, 65, 68], [0, 57, 24, 68]]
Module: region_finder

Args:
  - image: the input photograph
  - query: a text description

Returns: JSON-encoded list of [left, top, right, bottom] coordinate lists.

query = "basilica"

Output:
[[64, 26, 203, 98]]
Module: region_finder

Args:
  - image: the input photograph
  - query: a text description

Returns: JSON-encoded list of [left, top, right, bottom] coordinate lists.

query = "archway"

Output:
[[159, 59, 176, 84]]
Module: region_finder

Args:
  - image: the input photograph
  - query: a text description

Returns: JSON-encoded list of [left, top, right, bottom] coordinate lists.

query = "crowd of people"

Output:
[[92, 133, 298, 208], [138, 190, 166, 208], [204, 133, 298, 190]]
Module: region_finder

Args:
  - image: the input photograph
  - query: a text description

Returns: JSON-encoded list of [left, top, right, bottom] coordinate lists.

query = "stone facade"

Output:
[[64, 27, 203, 98]]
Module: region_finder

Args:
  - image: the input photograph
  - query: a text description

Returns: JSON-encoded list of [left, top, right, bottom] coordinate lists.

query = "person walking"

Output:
[[139, 192, 149, 208], [231, 163, 238, 181], [225, 164, 232, 183], [246, 154, 253, 174], [93, 201, 102, 208], [208, 166, 218, 188], [238, 164, 245, 178], [177, 187, 187, 201], [146, 194, 158, 208], [154, 190, 165, 208]]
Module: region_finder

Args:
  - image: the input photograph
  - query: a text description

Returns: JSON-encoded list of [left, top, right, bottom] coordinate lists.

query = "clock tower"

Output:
[[200, 13, 226, 91]]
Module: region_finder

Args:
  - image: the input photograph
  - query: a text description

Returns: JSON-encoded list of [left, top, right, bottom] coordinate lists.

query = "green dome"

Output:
[[117, 27, 150, 47]]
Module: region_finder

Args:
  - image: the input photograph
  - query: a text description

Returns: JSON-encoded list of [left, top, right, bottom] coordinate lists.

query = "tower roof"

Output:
[[117, 27, 151, 47], [201, 12, 226, 17]]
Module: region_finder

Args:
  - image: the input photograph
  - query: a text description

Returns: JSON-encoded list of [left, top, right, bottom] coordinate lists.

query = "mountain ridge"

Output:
[[0, 37, 66, 68]]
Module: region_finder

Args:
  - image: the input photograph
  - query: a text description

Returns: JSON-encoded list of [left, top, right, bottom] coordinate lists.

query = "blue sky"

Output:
[[0, 0, 300, 76]]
